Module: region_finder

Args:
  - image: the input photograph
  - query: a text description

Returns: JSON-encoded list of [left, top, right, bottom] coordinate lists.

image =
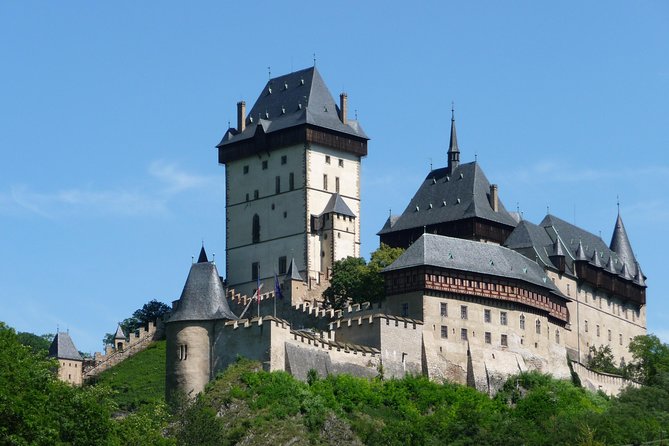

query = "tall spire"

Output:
[[448, 103, 460, 172], [610, 213, 637, 270]]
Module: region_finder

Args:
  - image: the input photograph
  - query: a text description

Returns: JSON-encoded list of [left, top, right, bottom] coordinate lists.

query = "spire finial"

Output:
[[267, 66, 271, 79], [389, 208, 392, 218], [447, 104, 460, 172], [313, 53, 316, 67], [617, 195, 620, 215], [451, 101, 455, 121]]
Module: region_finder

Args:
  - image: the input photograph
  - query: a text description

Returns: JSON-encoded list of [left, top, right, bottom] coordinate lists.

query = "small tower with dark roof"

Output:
[[49, 332, 83, 386], [113, 324, 126, 352], [165, 245, 238, 400], [610, 213, 638, 275], [447, 107, 460, 173]]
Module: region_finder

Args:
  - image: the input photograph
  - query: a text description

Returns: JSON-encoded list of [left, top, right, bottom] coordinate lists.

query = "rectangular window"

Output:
[[289, 173, 295, 190], [608, 329, 612, 342], [335, 177, 340, 193], [500, 311, 508, 326], [501, 334, 508, 347], [251, 262, 259, 281], [440, 302, 448, 317], [440, 326, 448, 339], [254, 189, 259, 199], [484, 309, 491, 323], [619, 333, 623, 346], [281, 155, 287, 165], [243, 165, 249, 174], [262, 160, 268, 170], [275, 176, 281, 194], [245, 193, 249, 202], [485, 332, 491, 344], [325, 155, 331, 164], [596, 325, 600, 337], [323, 174, 328, 191], [338, 159, 344, 167], [278, 256, 287, 275], [460, 328, 468, 341], [585, 320, 588, 332], [460, 305, 468, 320], [401, 303, 409, 317], [520, 315, 525, 330]]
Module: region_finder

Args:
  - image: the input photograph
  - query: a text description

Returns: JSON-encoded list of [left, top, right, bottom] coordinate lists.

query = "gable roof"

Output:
[[218, 67, 367, 149], [48, 332, 83, 361], [168, 258, 238, 322], [384, 233, 563, 296], [320, 193, 355, 217], [378, 162, 517, 235]]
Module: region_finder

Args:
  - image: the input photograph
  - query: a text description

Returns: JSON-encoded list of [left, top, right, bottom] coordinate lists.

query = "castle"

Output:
[[165, 66, 646, 398]]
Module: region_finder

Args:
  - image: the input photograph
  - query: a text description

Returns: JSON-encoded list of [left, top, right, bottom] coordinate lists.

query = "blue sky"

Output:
[[1, 2, 667, 353]]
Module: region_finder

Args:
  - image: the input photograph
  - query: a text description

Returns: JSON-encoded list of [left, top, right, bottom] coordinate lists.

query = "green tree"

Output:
[[626, 335, 669, 385], [16, 331, 53, 354], [323, 244, 405, 309], [587, 345, 619, 374], [103, 299, 171, 346]]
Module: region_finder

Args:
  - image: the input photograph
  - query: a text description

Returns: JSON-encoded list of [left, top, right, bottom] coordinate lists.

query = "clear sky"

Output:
[[1, 1, 667, 354]]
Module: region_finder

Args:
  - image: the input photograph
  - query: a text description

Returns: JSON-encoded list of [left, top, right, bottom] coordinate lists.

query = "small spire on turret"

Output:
[[447, 103, 460, 173], [197, 245, 209, 263]]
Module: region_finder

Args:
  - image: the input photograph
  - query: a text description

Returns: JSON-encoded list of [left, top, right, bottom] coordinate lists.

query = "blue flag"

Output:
[[274, 272, 284, 299]]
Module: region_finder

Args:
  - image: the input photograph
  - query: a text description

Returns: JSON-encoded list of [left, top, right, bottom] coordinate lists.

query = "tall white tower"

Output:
[[217, 67, 368, 296]]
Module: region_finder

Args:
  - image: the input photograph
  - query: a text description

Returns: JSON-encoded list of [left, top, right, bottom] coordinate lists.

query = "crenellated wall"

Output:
[[570, 361, 640, 396]]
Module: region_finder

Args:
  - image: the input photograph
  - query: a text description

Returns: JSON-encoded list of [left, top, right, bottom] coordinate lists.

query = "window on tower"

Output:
[[323, 174, 328, 191], [278, 256, 287, 275], [262, 160, 268, 170], [281, 155, 287, 165], [289, 173, 295, 190], [275, 176, 281, 194], [325, 155, 331, 164], [243, 165, 249, 174], [252, 214, 260, 243], [335, 177, 340, 193], [338, 159, 344, 167], [252, 262, 259, 280]]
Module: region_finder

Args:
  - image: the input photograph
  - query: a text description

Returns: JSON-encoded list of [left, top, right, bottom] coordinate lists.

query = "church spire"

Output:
[[448, 104, 460, 172]]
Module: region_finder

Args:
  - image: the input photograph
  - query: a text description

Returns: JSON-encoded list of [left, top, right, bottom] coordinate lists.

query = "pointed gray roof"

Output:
[[197, 245, 209, 263], [634, 262, 647, 286], [320, 193, 355, 218], [168, 257, 237, 322], [575, 240, 587, 261], [605, 255, 617, 274], [48, 332, 83, 361], [218, 67, 367, 149], [385, 233, 563, 295], [114, 325, 126, 340], [378, 162, 517, 235], [552, 237, 565, 257], [610, 214, 637, 270], [591, 249, 602, 268], [448, 110, 460, 171], [285, 258, 304, 282]]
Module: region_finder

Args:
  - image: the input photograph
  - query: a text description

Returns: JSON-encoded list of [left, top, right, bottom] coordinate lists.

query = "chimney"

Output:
[[489, 184, 499, 212], [237, 101, 246, 133], [339, 93, 348, 125]]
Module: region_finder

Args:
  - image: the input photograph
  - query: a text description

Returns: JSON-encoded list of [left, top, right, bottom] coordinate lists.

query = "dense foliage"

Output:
[[323, 244, 405, 309]]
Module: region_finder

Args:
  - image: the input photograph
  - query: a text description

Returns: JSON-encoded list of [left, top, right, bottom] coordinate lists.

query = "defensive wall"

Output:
[[570, 361, 640, 396], [84, 320, 164, 379]]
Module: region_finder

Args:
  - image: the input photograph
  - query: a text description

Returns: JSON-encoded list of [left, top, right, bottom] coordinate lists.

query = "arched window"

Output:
[[555, 329, 560, 344], [535, 319, 541, 334], [519, 314, 525, 330], [252, 214, 260, 243]]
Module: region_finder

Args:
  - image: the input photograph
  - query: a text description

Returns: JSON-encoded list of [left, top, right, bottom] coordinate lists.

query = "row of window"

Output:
[[582, 289, 639, 321], [245, 173, 296, 202], [243, 155, 289, 175], [584, 320, 629, 345], [440, 303, 541, 333], [323, 174, 340, 192], [440, 325, 561, 345], [251, 257, 289, 281], [324, 155, 345, 167]]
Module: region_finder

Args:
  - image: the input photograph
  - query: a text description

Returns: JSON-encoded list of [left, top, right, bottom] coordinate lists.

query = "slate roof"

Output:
[[113, 325, 126, 340], [168, 257, 238, 322], [610, 213, 637, 267], [48, 332, 83, 361], [378, 162, 517, 235], [285, 258, 304, 282], [504, 214, 644, 285], [384, 233, 564, 296], [218, 67, 367, 148], [320, 193, 355, 218]]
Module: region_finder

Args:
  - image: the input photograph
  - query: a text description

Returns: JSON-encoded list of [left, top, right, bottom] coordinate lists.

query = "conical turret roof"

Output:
[[114, 324, 126, 340], [197, 245, 209, 263], [574, 240, 588, 261], [168, 248, 237, 322], [285, 258, 304, 282], [610, 213, 638, 271]]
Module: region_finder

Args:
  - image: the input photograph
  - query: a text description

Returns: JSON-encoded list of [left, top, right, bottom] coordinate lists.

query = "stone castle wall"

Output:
[[571, 361, 640, 396]]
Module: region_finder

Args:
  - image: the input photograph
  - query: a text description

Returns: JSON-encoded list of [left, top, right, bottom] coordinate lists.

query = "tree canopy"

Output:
[[323, 244, 405, 309], [103, 299, 171, 346]]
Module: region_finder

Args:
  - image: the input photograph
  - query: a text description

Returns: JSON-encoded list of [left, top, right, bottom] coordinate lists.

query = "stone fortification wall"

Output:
[[330, 313, 423, 378], [571, 361, 640, 396], [212, 316, 381, 382], [85, 320, 163, 379]]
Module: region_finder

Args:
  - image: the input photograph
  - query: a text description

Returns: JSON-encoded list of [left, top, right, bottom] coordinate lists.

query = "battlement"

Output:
[[85, 319, 163, 379], [329, 313, 423, 331]]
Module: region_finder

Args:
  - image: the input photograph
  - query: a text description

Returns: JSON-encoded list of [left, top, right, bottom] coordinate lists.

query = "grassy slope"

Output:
[[92, 340, 166, 411]]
